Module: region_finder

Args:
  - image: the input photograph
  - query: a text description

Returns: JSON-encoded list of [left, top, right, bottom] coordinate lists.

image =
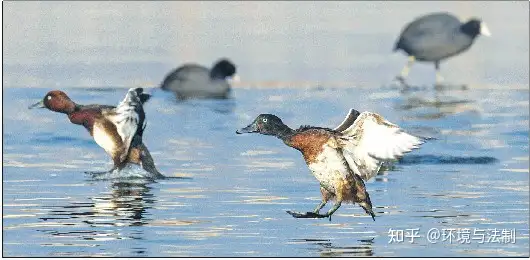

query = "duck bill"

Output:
[[28, 100, 45, 109], [480, 22, 491, 37], [236, 122, 258, 134]]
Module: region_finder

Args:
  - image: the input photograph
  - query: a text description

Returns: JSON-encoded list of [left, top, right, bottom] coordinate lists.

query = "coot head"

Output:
[[210, 58, 237, 79], [461, 18, 491, 38]]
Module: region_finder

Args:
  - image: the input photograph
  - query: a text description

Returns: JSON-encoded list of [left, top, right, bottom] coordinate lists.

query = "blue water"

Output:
[[3, 86, 529, 257], [3, 1, 529, 257]]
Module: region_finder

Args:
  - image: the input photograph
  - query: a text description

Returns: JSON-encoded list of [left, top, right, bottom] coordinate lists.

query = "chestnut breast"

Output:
[[286, 129, 335, 164]]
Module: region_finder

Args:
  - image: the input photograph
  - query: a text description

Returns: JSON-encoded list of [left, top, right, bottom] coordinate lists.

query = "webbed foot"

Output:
[[286, 211, 327, 219]]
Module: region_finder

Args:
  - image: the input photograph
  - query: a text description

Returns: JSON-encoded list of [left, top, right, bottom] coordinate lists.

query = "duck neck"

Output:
[[273, 125, 295, 142], [54, 102, 76, 114], [66, 102, 80, 114], [63, 103, 77, 114]]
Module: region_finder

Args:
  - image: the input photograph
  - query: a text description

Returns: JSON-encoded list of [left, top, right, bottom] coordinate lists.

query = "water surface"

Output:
[[3, 86, 529, 257], [2, 1, 529, 257]]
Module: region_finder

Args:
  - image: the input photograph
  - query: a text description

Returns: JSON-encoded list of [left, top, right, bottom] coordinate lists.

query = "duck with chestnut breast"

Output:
[[29, 88, 162, 177], [236, 109, 425, 220]]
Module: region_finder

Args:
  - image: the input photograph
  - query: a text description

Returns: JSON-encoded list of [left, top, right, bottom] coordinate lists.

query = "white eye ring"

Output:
[[47, 96, 52, 100], [263, 118, 267, 123]]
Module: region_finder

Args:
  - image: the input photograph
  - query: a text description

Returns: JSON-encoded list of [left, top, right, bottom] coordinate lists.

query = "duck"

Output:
[[236, 109, 425, 220], [393, 12, 491, 86], [29, 88, 163, 178], [160, 58, 237, 100]]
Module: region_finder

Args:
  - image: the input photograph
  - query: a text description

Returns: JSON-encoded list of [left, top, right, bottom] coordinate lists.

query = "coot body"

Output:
[[393, 12, 490, 85], [161, 59, 237, 100]]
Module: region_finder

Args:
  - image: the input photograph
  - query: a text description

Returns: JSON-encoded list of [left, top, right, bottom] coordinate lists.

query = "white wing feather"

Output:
[[335, 111, 423, 181], [106, 89, 140, 161]]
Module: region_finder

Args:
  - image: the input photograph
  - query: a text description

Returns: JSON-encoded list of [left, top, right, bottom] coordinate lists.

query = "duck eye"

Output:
[[47, 96, 52, 100], [262, 118, 268, 123]]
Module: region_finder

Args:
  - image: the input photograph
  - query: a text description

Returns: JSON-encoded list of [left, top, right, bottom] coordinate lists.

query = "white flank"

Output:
[[335, 111, 424, 181], [307, 143, 350, 194], [93, 123, 117, 156]]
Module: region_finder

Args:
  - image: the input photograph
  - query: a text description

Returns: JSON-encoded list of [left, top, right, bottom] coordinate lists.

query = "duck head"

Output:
[[236, 114, 293, 138], [29, 90, 76, 113]]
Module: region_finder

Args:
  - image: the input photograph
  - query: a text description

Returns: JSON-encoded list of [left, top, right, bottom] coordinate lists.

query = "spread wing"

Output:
[[104, 88, 143, 162], [334, 110, 424, 181], [333, 108, 361, 132]]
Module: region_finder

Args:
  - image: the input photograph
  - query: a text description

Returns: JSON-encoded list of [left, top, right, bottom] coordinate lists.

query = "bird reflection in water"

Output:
[[396, 84, 480, 122], [38, 179, 157, 256], [177, 98, 237, 115], [87, 180, 156, 227], [290, 238, 374, 257]]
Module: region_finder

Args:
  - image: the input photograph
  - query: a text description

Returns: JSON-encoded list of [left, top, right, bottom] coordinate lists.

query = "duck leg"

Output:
[[313, 200, 327, 214], [286, 187, 333, 219], [102, 148, 128, 174], [286, 200, 329, 219], [314, 186, 332, 214], [286, 201, 342, 221], [320, 201, 342, 221]]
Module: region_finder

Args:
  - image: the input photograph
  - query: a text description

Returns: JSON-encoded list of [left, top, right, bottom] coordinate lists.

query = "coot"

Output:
[[394, 12, 491, 85], [161, 58, 237, 100]]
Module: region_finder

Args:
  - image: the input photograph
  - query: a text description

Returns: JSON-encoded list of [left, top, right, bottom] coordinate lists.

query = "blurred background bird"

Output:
[[394, 12, 491, 88]]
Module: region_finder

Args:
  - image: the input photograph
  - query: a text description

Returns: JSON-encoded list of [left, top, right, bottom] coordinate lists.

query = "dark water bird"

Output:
[[393, 12, 491, 86], [160, 58, 237, 100], [236, 109, 425, 220], [29, 88, 163, 178]]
